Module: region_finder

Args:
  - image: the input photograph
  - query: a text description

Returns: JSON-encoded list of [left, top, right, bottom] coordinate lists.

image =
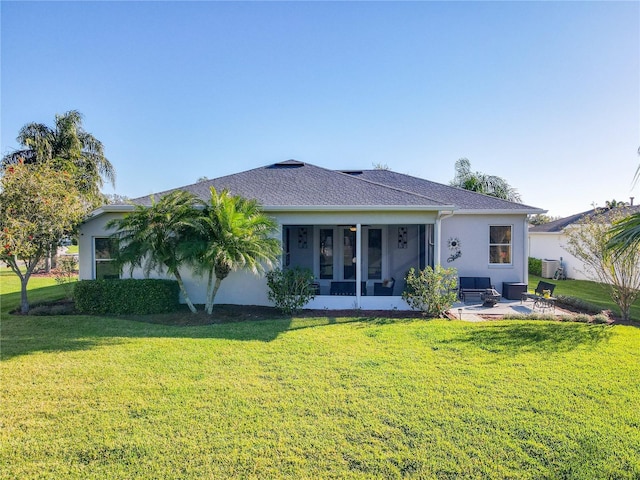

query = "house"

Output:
[[529, 205, 640, 280], [79, 160, 544, 310]]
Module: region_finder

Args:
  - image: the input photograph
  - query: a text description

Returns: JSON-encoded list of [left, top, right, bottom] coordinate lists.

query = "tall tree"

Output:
[[565, 208, 640, 321], [450, 158, 522, 202], [607, 147, 640, 256], [107, 191, 202, 313], [2, 110, 115, 208], [196, 187, 280, 315], [0, 162, 85, 313], [528, 214, 560, 226]]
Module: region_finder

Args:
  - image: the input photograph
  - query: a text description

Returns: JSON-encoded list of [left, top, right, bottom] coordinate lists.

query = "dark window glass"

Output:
[[319, 229, 333, 279], [368, 229, 382, 279]]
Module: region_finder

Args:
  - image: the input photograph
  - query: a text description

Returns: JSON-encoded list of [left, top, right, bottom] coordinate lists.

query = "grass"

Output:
[[529, 274, 640, 321], [1, 271, 640, 478], [64, 245, 79, 254]]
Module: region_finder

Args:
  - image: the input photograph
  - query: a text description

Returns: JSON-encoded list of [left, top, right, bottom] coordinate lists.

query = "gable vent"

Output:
[[270, 159, 305, 168]]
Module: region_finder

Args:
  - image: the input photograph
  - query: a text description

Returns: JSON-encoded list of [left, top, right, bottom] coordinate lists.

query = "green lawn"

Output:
[[1, 272, 640, 478], [529, 274, 640, 321]]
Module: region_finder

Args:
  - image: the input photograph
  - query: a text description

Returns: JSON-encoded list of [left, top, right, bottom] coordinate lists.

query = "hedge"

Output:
[[528, 257, 542, 277], [74, 279, 180, 315]]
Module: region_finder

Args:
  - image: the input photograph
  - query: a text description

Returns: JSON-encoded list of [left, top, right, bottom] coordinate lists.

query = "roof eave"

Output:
[[454, 208, 547, 215], [83, 204, 136, 221], [263, 205, 458, 212]]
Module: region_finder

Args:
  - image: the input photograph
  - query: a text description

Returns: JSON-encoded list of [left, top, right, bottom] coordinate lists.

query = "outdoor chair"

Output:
[[522, 281, 556, 301], [374, 277, 395, 296]]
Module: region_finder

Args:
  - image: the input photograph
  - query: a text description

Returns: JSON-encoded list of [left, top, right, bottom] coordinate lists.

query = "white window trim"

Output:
[[488, 225, 513, 266], [93, 236, 117, 279]]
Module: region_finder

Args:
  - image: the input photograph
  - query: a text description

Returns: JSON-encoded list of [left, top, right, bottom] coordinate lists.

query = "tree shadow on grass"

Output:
[[0, 312, 294, 361], [452, 322, 614, 354]]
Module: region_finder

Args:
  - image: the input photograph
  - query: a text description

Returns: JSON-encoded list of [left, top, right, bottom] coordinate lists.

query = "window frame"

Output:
[[93, 237, 119, 279], [488, 225, 513, 266]]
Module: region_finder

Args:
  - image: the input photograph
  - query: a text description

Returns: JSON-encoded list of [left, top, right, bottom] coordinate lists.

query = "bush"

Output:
[[402, 266, 458, 318], [528, 257, 542, 277], [266, 267, 316, 315], [555, 295, 603, 315], [27, 302, 75, 316], [54, 256, 78, 300], [74, 279, 180, 315]]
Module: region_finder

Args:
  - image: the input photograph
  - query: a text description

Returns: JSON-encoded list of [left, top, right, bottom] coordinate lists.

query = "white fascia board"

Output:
[[263, 205, 458, 213], [84, 204, 135, 221], [454, 208, 547, 215]]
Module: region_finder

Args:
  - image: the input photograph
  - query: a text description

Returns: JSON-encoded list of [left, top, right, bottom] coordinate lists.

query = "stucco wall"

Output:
[[78, 212, 124, 281], [528, 231, 588, 280], [440, 214, 529, 293], [79, 209, 531, 305], [387, 225, 421, 281]]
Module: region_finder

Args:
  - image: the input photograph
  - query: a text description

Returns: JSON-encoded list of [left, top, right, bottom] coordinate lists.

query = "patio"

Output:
[[450, 298, 565, 322]]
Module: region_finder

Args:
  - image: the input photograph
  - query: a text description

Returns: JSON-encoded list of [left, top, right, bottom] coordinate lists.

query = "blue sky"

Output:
[[1, 1, 638, 217]]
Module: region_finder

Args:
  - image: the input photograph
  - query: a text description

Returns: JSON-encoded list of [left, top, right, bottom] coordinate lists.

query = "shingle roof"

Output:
[[130, 160, 543, 213], [346, 169, 541, 211], [530, 205, 640, 233]]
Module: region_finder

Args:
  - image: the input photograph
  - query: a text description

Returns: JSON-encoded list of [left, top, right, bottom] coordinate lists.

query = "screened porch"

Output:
[[282, 224, 434, 304]]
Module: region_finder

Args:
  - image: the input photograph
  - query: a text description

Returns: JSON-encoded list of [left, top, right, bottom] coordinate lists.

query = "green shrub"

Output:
[[507, 313, 559, 321], [555, 295, 603, 315], [28, 305, 53, 316], [266, 267, 316, 315], [592, 313, 611, 324], [75, 279, 180, 315], [528, 257, 542, 277], [402, 266, 458, 318], [54, 256, 78, 300]]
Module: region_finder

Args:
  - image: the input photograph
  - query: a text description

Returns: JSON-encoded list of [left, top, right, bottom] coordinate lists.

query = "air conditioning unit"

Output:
[[541, 259, 560, 279]]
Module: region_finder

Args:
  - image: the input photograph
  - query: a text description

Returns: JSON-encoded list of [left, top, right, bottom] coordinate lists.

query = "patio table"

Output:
[[521, 293, 556, 312]]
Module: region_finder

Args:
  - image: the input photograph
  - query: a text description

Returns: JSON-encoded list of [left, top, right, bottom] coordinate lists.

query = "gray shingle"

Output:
[[348, 169, 541, 211], [131, 160, 543, 212], [530, 205, 640, 232]]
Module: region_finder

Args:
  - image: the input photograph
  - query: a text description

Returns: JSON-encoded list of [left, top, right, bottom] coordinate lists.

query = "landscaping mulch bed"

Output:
[[18, 299, 638, 327], [122, 305, 427, 326]]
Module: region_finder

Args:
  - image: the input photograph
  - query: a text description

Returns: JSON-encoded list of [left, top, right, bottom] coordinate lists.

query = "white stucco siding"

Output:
[[78, 208, 532, 306], [528, 231, 589, 280], [440, 214, 529, 293], [78, 212, 125, 281]]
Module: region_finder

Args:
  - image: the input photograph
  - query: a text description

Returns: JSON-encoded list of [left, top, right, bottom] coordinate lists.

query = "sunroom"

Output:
[[281, 222, 436, 309]]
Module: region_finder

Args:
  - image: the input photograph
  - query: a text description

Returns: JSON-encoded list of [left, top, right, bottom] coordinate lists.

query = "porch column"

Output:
[[523, 217, 529, 283], [355, 223, 362, 308], [434, 217, 442, 267]]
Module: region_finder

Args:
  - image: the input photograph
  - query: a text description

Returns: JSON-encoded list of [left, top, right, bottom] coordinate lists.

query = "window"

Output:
[[319, 229, 334, 279], [342, 228, 356, 280], [367, 229, 382, 279], [489, 226, 512, 264], [94, 237, 119, 279]]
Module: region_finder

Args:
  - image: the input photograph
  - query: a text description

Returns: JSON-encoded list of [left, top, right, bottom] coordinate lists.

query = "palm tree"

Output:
[[608, 214, 640, 257], [107, 191, 203, 313], [607, 147, 640, 256], [450, 158, 522, 202], [196, 187, 280, 314], [2, 110, 115, 207]]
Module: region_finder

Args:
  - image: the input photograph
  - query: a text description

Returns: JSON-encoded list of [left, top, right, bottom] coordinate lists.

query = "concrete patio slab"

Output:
[[448, 299, 565, 322]]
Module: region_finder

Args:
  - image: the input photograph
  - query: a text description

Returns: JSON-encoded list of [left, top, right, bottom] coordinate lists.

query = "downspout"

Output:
[[523, 216, 529, 283], [435, 211, 455, 266], [355, 223, 362, 308]]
